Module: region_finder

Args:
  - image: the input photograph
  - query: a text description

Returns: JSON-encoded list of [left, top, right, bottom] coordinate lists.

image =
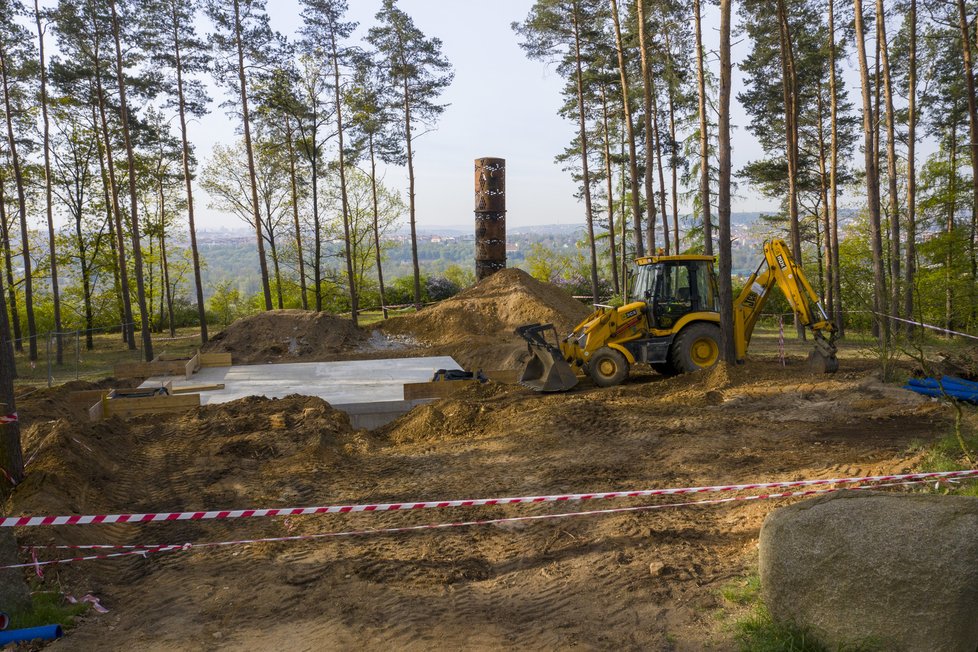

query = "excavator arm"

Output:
[[733, 239, 838, 372]]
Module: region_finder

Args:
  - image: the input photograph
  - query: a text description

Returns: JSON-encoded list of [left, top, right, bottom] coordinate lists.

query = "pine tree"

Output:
[[368, 0, 453, 309]]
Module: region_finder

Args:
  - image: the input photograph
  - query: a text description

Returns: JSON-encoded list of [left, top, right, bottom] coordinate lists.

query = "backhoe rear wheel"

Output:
[[588, 347, 629, 387], [671, 323, 721, 374]]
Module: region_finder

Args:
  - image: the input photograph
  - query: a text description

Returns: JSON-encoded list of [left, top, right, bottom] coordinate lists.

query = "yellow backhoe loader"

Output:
[[516, 238, 838, 392]]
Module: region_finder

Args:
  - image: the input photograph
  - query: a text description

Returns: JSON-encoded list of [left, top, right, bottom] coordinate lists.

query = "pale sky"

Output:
[[187, 0, 784, 231]]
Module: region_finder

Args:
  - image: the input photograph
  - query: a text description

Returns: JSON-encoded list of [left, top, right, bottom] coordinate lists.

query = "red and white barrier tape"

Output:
[[4, 478, 951, 571], [66, 594, 109, 614], [0, 412, 17, 424], [4, 470, 975, 530], [0, 466, 16, 487]]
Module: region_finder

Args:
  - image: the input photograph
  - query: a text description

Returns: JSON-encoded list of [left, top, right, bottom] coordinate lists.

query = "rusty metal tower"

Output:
[[474, 157, 506, 281]]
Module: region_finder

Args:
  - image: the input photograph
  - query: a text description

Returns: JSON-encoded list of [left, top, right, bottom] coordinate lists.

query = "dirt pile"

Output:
[[204, 310, 368, 364], [379, 268, 590, 370], [4, 355, 958, 651], [382, 268, 589, 344], [8, 396, 369, 523]]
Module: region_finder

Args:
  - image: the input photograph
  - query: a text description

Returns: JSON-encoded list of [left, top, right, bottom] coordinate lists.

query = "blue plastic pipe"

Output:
[[0, 624, 63, 645]]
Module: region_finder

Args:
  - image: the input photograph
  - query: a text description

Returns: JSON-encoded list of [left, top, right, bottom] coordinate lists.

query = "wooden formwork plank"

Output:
[[102, 393, 200, 420], [199, 352, 232, 368], [87, 397, 105, 422], [184, 352, 200, 380], [171, 383, 225, 394], [403, 380, 479, 400], [70, 389, 109, 407], [114, 360, 188, 378], [484, 369, 520, 384]]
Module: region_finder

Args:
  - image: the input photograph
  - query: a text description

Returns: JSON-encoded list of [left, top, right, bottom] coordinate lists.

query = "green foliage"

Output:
[[720, 574, 761, 606], [9, 591, 90, 630], [720, 574, 881, 652]]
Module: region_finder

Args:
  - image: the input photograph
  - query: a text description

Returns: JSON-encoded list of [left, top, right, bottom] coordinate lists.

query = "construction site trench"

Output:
[[5, 269, 956, 650]]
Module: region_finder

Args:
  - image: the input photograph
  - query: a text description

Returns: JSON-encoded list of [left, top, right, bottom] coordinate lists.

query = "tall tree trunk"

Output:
[[955, 0, 978, 327], [718, 0, 735, 363], [635, 0, 657, 254], [0, 183, 21, 352], [93, 89, 131, 345], [0, 255, 23, 484], [650, 71, 670, 254], [853, 0, 888, 345], [160, 229, 176, 337], [284, 116, 308, 310], [232, 0, 273, 312], [267, 228, 283, 310], [74, 211, 95, 350], [620, 126, 628, 294], [828, 0, 844, 336], [35, 1, 62, 365], [600, 85, 619, 295], [368, 134, 388, 318], [311, 123, 322, 311], [401, 78, 422, 308], [171, 4, 208, 342], [877, 0, 900, 331], [694, 0, 713, 257], [904, 0, 917, 323], [816, 82, 832, 311], [330, 35, 358, 326], [573, 1, 600, 303], [0, 45, 37, 362], [776, 0, 804, 339], [947, 126, 958, 333], [664, 28, 680, 253], [609, 0, 645, 257], [109, 0, 154, 361]]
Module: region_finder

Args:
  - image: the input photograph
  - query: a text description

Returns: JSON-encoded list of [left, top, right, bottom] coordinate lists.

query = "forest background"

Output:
[[0, 0, 973, 372]]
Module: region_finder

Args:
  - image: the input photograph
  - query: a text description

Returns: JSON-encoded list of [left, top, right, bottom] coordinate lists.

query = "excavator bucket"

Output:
[[807, 332, 839, 373], [515, 323, 579, 392]]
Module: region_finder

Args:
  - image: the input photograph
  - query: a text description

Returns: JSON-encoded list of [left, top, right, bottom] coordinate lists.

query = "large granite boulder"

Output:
[[759, 491, 978, 652], [0, 528, 30, 614]]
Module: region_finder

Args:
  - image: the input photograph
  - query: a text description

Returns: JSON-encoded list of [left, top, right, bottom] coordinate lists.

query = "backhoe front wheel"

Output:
[[588, 347, 630, 387], [671, 323, 721, 374]]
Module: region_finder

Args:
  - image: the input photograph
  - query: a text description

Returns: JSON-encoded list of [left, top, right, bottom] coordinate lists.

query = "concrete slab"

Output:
[[140, 356, 463, 429]]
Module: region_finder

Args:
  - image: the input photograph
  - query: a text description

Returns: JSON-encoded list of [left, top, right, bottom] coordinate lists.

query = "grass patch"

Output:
[[8, 591, 90, 629], [720, 574, 761, 606], [734, 605, 830, 652], [719, 575, 882, 652]]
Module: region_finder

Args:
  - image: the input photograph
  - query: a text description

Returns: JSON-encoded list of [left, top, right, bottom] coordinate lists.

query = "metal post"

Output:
[[474, 157, 506, 281], [46, 332, 52, 388]]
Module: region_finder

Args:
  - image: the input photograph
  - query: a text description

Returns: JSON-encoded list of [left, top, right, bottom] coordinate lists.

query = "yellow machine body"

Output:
[[516, 239, 837, 392]]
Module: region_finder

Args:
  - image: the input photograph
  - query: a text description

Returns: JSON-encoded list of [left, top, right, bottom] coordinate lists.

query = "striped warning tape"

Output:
[[4, 478, 950, 571], [3, 469, 976, 528], [0, 412, 17, 424]]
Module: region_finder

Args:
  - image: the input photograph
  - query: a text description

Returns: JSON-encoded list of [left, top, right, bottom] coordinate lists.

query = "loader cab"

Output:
[[633, 256, 718, 330]]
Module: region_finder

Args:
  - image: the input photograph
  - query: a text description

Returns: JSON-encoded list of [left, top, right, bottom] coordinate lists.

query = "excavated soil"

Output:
[[198, 270, 589, 373], [6, 355, 954, 651], [378, 268, 591, 370], [204, 310, 369, 364]]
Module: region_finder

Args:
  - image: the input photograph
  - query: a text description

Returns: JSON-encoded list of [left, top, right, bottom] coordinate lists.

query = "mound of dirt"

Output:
[[204, 310, 368, 364], [8, 395, 369, 523], [378, 268, 590, 370], [382, 269, 589, 345]]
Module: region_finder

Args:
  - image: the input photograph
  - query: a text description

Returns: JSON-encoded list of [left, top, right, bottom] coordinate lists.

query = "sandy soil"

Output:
[[7, 353, 949, 651], [4, 271, 962, 650]]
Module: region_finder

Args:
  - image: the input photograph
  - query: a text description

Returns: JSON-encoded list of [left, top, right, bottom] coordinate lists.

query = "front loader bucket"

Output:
[[515, 323, 579, 392], [807, 331, 839, 374]]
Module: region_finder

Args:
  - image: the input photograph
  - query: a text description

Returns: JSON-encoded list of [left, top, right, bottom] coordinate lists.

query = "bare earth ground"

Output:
[[4, 272, 958, 650]]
